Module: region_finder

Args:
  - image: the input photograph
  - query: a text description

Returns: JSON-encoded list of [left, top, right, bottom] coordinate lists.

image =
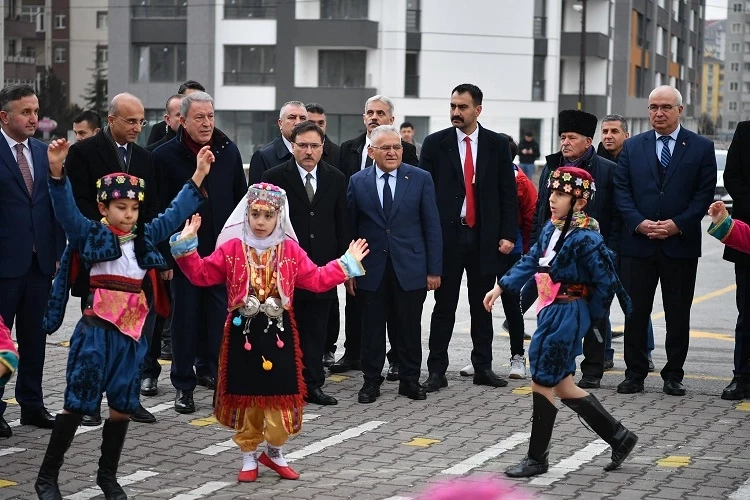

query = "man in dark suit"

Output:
[[262, 121, 347, 406], [248, 100, 307, 184], [614, 85, 716, 396], [421, 83, 518, 392], [146, 94, 184, 153], [330, 95, 419, 378], [72, 110, 102, 142], [348, 125, 442, 403], [146, 80, 205, 146], [65, 92, 161, 425], [0, 84, 65, 436]]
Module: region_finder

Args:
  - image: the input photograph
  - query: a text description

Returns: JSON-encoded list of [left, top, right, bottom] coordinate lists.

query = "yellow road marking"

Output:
[[2, 398, 17, 405], [157, 359, 171, 366], [189, 415, 219, 427], [0, 479, 17, 488], [327, 374, 350, 382], [604, 370, 732, 382], [58, 341, 70, 348], [657, 455, 691, 467], [736, 402, 750, 411], [404, 437, 440, 447], [512, 386, 533, 395]]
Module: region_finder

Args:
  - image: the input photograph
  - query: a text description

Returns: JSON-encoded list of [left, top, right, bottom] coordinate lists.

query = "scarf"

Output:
[[182, 128, 213, 156], [561, 145, 595, 167], [101, 218, 137, 244], [551, 211, 600, 233]]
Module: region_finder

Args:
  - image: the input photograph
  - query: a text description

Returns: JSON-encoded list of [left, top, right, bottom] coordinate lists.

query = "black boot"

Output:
[[562, 394, 638, 471], [35, 413, 83, 500], [96, 419, 130, 499], [505, 392, 557, 478]]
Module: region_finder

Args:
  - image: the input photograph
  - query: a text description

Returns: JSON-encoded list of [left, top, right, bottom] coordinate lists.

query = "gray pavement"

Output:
[[1, 217, 749, 499]]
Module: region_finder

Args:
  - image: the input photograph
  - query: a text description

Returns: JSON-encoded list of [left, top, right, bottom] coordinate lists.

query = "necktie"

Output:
[[15, 143, 34, 196], [659, 135, 671, 169], [364, 154, 373, 169], [463, 136, 476, 227], [382, 173, 393, 219], [119, 146, 128, 169], [304, 173, 315, 203]]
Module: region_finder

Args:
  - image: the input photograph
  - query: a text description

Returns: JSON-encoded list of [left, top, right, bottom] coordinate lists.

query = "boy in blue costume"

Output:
[[35, 138, 213, 500], [484, 166, 637, 478]]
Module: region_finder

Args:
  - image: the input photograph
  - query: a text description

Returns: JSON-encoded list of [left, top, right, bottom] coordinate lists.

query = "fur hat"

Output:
[[547, 166, 596, 200], [96, 173, 145, 203], [558, 109, 598, 138]]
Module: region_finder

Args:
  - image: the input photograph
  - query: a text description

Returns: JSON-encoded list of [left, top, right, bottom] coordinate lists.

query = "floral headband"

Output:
[[96, 173, 145, 203]]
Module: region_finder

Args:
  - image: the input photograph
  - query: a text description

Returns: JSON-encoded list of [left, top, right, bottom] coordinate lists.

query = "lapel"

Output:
[[283, 160, 311, 208], [312, 163, 331, 207], [0, 134, 31, 198], [365, 167, 387, 225], [94, 132, 120, 173], [440, 129, 464, 187], [275, 136, 291, 163], [475, 124, 492, 184], [29, 139, 47, 200], [641, 132, 660, 184], [389, 164, 411, 220], [663, 127, 689, 187]]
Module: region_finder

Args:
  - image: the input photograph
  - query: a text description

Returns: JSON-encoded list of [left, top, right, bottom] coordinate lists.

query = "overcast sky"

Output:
[[705, 2, 726, 20]]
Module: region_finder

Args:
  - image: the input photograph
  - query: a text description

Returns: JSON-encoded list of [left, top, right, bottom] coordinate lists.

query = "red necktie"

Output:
[[463, 136, 476, 227]]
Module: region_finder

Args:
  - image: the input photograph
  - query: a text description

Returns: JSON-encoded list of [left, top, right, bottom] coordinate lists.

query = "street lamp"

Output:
[[573, 0, 587, 110]]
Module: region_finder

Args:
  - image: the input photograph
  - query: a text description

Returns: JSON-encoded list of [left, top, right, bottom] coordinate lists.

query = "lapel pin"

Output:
[[404, 176, 408, 180], [682, 141, 686, 146]]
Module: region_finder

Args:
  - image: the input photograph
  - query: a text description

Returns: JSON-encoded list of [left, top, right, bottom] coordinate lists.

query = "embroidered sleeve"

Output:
[[711, 215, 750, 254], [47, 175, 94, 246], [337, 250, 365, 279], [147, 180, 206, 244], [171, 241, 229, 287], [0, 319, 18, 387], [170, 232, 198, 257]]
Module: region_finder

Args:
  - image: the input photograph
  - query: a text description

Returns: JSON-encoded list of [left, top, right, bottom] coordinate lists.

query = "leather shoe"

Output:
[[0, 416, 11, 438], [196, 374, 217, 390], [423, 373, 448, 392], [81, 409, 102, 427], [130, 403, 156, 423], [473, 369, 508, 388], [663, 379, 686, 396], [722, 376, 750, 400], [258, 451, 299, 480], [305, 387, 338, 405], [322, 351, 336, 367], [329, 353, 360, 373], [386, 363, 400, 381], [20, 407, 55, 429], [175, 389, 196, 413], [237, 468, 257, 482], [617, 378, 644, 394], [603, 359, 615, 371], [140, 377, 158, 396], [398, 380, 427, 400], [577, 375, 601, 389], [358, 381, 381, 404], [648, 358, 655, 372]]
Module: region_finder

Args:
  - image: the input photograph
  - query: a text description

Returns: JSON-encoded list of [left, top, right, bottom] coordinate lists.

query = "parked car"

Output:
[[714, 149, 732, 213]]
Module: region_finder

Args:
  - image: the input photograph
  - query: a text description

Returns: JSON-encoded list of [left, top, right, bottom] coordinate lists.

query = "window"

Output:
[[25, 46, 36, 59], [690, 10, 696, 31], [318, 50, 366, 88], [744, 82, 750, 93], [404, 52, 419, 97], [635, 11, 645, 47], [97, 45, 108, 65], [321, 0, 368, 19], [745, 42, 750, 53], [97, 11, 108, 29], [733, 23, 742, 33], [406, 0, 420, 32], [734, 3, 743, 12], [55, 14, 66, 29], [224, 0, 277, 19], [54, 47, 66, 63], [214, 111, 278, 161], [672, 0, 679, 21], [223, 46, 275, 85], [688, 47, 694, 68], [731, 42, 740, 53], [7, 39, 17, 57], [133, 44, 186, 83], [731, 62, 739, 72], [744, 63, 750, 72], [670, 35, 678, 62], [730, 121, 738, 130], [532, 55, 545, 101], [730, 82, 739, 91], [656, 27, 665, 55], [21, 6, 44, 32], [635, 66, 644, 98], [654, 72, 663, 88], [730, 102, 738, 111]]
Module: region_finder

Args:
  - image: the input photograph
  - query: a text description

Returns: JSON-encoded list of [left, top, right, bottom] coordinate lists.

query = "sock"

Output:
[[266, 445, 288, 467], [241, 451, 257, 471]]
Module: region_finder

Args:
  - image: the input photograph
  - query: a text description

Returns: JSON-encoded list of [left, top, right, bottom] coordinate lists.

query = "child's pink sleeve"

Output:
[[173, 244, 230, 287], [0, 317, 19, 386], [709, 215, 750, 254]]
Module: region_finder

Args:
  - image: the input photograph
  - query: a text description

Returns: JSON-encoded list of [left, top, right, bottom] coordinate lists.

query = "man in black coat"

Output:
[[329, 95, 419, 378], [146, 94, 184, 153], [420, 84, 518, 392], [262, 121, 348, 405], [248, 100, 307, 184], [146, 80, 205, 146]]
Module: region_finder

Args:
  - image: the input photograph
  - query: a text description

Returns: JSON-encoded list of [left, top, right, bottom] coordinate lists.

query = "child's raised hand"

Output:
[[180, 214, 202, 240], [708, 201, 728, 224], [196, 146, 215, 174], [483, 284, 503, 312], [47, 139, 70, 176], [348, 239, 369, 262]]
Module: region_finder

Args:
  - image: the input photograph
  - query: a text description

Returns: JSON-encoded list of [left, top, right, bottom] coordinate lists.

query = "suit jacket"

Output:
[[322, 136, 341, 170], [261, 159, 348, 299], [0, 135, 65, 278], [348, 163, 442, 292], [248, 136, 292, 185], [419, 125, 518, 275], [147, 120, 169, 146], [146, 127, 176, 153], [339, 132, 419, 180], [613, 126, 716, 259]]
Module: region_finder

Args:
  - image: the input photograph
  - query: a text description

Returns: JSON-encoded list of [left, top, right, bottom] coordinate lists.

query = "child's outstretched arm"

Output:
[[46, 139, 95, 244], [169, 214, 228, 287], [294, 239, 369, 293], [708, 201, 750, 253], [0, 317, 18, 387]]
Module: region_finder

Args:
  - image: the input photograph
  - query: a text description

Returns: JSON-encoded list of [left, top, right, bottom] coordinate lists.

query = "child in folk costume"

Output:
[[484, 166, 638, 478], [0, 317, 19, 387], [169, 182, 368, 482], [709, 200, 750, 251], [36, 139, 213, 500]]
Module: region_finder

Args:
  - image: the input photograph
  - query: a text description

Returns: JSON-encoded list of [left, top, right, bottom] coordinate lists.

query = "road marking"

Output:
[[0, 479, 17, 488], [327, 374, 350, 382], [169, 481, 233, 500], [286, 420, 387, 462], [656, 455, 691, 467], [75, 402, 175, 435], [64, 470, 158, 499], [382, 497, 413, 500], [604, 370, 733, 382], [2, 398, 18, 405], [729, 477, 750, 499], [442, 432, 530, 475], [0, 447, 25, 457], [190, 415, 219, 427], [404, 438, 440, 447], [512, 386, 533, 395], [736, 403, 750, 412], [529, 439, 610, 486]]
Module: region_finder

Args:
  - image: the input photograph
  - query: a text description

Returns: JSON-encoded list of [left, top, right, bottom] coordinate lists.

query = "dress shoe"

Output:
[[322, 351, 336, 368], [305, 387, 338, 405], [175, 389, 196, 413], [329, 353, 360, 373], [648, 358, 655, 372], [0, 416, 11, 438], [722, 376, 750, 400], [611, 330, 624, 339], [196, 374, 217, 390], [423, 373, 448, 392], [130, 403, 156, 423], [20, 407, 55, 429], [577, 375, 601, 389], [258, 451, 299, 480], [237, 468, 257, 482], [160, 340, 172, 361], [398, 380, 427, 400], [386, 363, 400, 381], [81, 409, 102, 427], [663, 379, 686, 396], [358, 381, 381, 404], [603, 359, 615, 371], [616, 378, 644, 394], [473, 369, 508, 388], [140, 377, 158, 396]]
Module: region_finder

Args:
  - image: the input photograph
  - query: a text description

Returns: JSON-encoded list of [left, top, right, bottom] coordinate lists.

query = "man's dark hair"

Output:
[[0, 84, 36, 112], [305, 103, 326, 115], [451, 83, 483, 106], [501, 134, 518, 159], [399, 121, 414, 130], [73, 110, 102, 129], [291, 121, 325, 143], [165, 94, 184, 112], [601, 114, 629, 134], [177, 80, 205, 94], [524, 130, 533, 137]]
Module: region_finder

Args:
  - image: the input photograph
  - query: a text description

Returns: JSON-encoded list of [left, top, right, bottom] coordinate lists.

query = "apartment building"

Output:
[[721, 0, 750, 134]]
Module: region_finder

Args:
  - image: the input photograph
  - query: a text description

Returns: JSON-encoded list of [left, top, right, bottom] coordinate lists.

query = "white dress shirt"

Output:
[[1, 128, 34, 180], [282, 135, 294, 154], [455, 126, 479, 217], [360, 136, 372, 170], [655, 124, 680, 160], [375, 165, 398, 207], [297, 163, 318, 194]]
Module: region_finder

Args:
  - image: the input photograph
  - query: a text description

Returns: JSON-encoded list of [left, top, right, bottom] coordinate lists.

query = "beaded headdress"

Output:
[[96, 173, 145, 203], [246, 182, 285, 212], [547, 166, 596, 201]]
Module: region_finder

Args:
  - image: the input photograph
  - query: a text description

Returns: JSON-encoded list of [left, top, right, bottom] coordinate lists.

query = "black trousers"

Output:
[[499, 253, 525, 357], [428, 226, 495, 375], [733, 263, 750, 376], [324, 294, 340, 353], [580, 317, 607, 379], [343, 289, 399, 363], [620, 251, 698, 382], [294, 296, 332, 391], [360, 259, 426, 383]]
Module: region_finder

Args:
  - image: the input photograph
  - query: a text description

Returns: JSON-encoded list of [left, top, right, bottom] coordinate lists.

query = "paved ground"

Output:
[[1, 218, 749, 500]]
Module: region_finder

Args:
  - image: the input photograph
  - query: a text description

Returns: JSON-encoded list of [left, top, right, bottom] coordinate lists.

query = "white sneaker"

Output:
[[459, 363, 474, 376], [509, 355, 527, 379]]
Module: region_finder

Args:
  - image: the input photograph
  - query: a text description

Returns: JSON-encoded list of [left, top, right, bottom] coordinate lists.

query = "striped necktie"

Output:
[[15, 143, 34, 195], [659, 135, 671, 169]]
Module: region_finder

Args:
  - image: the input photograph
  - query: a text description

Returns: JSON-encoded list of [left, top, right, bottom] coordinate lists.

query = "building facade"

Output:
[[721, 0, 750, 135], [704, 18, 726, 59], [701, 55, 723, 128], [69, 0, 108, 109]]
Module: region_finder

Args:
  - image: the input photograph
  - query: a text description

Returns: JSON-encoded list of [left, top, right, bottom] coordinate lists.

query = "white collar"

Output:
[[1, 128, 30, 152], [375, 165, 398, 178], [655, 124, 681, 142], [297, 163, 318, 180], [456, 125, 480, 144], [282, 135, 294, 154]]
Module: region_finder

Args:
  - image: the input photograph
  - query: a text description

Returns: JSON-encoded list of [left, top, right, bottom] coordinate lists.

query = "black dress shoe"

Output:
[[175, 389, 196, 413], [603, 359, 615, 371], [20, 407, 55, 429], [577, 375, 601, 389], [305, 387, 338, 405], [663, 379, 686, 396], [160, 340, 172, 361], [0, 416, 11, 438], [722, 376, 750, 400], [617, 378, 644, 394], [196, 374, 217, 390], [329, 353, 360, 374], [398, 380, 427, 400], [423, 373, 448, 392], [386, 363, 400, 381], [141, 377, 158, 396], [322, 351, 336, 368], [81, 409, 102, 427], [358, 381, 381, 404], [473, 369, 508, 388], [130, 403, 157, 423]]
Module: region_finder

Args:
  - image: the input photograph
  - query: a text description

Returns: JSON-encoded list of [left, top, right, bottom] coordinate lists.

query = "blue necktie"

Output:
[[382, 173, 393, 219], [119, 146, 128, 168], [659, 135, 671, 169]]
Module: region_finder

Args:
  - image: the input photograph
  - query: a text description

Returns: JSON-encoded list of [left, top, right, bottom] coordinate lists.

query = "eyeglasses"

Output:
[[113, 115, 148, 127], [648, 104, 677, 113], [370, 145, 403, 152], [294, 142, 323, 150]]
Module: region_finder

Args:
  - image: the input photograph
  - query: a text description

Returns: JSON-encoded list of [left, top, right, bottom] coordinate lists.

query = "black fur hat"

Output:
[[558, 109, 598, 138]]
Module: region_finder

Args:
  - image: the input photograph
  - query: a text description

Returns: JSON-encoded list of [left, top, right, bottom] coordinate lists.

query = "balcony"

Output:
[[406, 9, 420, 32], [131, 4, 187, 18], [224, 4, 276, 19], [5, 55, 36, 65], [560, 32, 609, 60], [533, 16, 546, 38], [223, 71, 276, 86], [291, 19, 378, 48], [292, 87, 376, 114], [4, 17, 36, 39]]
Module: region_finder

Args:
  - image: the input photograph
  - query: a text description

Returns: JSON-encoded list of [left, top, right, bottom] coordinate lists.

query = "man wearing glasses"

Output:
[[262, 121, 348, 406], [614, 85, 716, 396]]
